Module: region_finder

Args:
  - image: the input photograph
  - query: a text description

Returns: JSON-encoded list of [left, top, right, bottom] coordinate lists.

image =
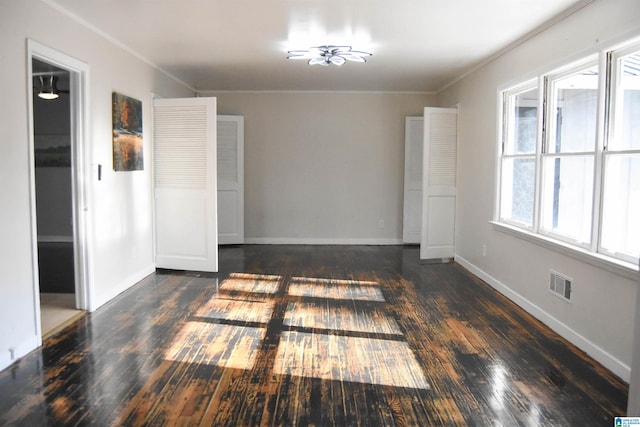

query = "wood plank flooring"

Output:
[[0, 245, 628, 426]]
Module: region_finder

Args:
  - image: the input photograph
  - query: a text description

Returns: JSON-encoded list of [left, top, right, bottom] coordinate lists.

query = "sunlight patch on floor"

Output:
[[166, 322, 265, 370], [220, 273, 282, 294], [274, 331, 430, 389], [288, 277, 385, 301], [166, 272, 428, 389], [197, 297, 275, 324], [283, 301, 402, 335]]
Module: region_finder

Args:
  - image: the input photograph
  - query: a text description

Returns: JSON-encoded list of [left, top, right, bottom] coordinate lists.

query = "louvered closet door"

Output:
[[217, 115, 244, 245], [420, 107, 457, 260], [403, 117, 424, 243], [153, 97, 218, 272]]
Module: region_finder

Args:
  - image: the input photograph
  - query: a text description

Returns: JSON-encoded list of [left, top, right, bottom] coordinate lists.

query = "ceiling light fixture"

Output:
[[287, 45, 372, 66], [37, 75, 60, 100]]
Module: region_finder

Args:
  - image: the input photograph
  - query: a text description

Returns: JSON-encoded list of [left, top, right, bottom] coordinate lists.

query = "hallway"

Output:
[[0, 245, 627, 425]]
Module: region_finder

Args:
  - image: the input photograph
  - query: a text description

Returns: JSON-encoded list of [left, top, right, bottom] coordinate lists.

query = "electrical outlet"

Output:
[[482, 245, 487, 257], [378, 220, 385, 229]]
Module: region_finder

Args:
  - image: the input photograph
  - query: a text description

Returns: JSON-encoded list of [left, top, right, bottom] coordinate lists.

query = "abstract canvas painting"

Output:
[[112, 92, 143, 171]]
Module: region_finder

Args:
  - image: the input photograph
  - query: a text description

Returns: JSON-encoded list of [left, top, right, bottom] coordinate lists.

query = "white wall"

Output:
[[437, 0, 640, 381], [0, 0, 193, 371], [210, 91, 435, 244], [628, 261, 640, 414]]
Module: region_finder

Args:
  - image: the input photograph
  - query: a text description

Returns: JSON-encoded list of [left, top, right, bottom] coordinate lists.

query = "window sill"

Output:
[[490, 221, 639, 281]]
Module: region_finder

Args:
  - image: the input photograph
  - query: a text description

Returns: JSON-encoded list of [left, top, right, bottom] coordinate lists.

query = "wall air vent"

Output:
[[549, 270, 572, 301]]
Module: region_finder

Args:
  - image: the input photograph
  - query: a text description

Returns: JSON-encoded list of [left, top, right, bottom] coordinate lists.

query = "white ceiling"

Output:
[[51, 0, 589, 92]]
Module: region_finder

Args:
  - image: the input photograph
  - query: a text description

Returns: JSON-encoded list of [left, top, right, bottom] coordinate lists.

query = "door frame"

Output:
[[27, 40, 92, 341]]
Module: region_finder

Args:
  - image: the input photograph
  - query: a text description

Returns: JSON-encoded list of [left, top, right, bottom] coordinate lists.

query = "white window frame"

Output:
[[496, 44, 640, 274], [498, 80, 541, 231], [598, 44, 640, 264], [538, 57, 601, 250]]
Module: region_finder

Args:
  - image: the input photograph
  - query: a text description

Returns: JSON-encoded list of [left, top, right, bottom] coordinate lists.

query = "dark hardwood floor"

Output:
[[0, 245, 628, 426]]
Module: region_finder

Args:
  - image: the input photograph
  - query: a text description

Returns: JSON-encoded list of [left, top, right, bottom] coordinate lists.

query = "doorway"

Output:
[[28, 41, 91, 341], [32, 58, 82, 337]]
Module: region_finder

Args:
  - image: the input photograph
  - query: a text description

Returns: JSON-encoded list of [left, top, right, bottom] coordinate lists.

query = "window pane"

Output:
[[540, 156, 594, 244], [548, 65, 599, 153], [500, 157, 535, 226], [505, 87, 537, 154], [601, 154, 640, 261], [610, 52, 640, 151]]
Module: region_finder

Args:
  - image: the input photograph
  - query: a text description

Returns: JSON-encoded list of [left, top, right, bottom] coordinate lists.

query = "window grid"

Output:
[[598, 46, 640, 263], [499, 81, 540, 229], [498, 43, 640, 266]]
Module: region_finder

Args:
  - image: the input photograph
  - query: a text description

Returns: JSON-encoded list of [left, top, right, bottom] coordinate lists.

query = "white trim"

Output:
[[437, 0, 595, 94], [39, 0, 195, 93], [88, 266, 155, 312], [198, 89, 435, 96], [243, 238, 404, 245], [495, 42, 640, 274], [495, 28, 640, 99], [492, 221, 638, 281], [150, 92, 158, 271], [0, 335, 40, 373], [28, 40, 94, 322], [455, 254, 630, 382]]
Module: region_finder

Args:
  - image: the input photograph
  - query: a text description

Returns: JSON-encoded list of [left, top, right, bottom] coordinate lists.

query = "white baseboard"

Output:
[[455, 254, 630, 382], [243, 238, 404, 245], [0, 265, 156, 371], [88, 265, 155, 312], [0, 334, 40, 373], [0, 265, 155, 372]]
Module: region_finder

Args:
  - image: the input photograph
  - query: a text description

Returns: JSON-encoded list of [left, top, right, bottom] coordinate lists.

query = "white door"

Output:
[[420, 107, 457, 260], [153, 97, 218, 272], [403, 117, 424, 243], [217, 115, 244, 245]]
